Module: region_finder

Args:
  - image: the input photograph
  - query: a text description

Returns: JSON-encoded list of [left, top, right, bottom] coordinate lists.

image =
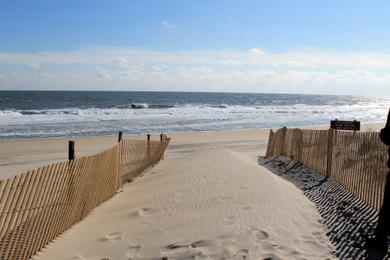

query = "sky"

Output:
[[0, 0, 390, 95]]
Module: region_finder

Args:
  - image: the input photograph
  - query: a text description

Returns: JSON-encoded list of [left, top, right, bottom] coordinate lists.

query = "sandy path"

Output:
[[33, 143, 335, 259]]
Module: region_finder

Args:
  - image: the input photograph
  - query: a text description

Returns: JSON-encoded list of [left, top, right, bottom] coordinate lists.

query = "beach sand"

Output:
[[0, 123, 384, 259], [1, 123, 382, 179], [1, 128, 271, 179]]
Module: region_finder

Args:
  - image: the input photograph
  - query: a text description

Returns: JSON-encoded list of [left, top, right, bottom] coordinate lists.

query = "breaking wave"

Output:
[[1, 92, 389, 139]]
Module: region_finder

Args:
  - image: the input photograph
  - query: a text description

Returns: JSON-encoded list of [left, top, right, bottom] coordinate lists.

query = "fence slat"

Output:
[[17, 167, 48, 259], [21, 164, 57, 259], [0, 174, 26, 258], [0, 136, 170, 260], [265, 127, 387, 210], [28, 162, 63, 257], [40, 161, 68, 250], [4, 171, 34, 259], [11, 170, 40, 259]]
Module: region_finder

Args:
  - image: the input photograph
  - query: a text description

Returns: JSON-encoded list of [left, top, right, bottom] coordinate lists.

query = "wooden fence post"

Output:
[[68, 141, 75, 161], [160, 134, 165, 160], [147, 134, 151, 158], [326, 128, 335, 177], [117, 131, 123, 188], [281, 127, 287, 156], [118, 131, 123, 143]]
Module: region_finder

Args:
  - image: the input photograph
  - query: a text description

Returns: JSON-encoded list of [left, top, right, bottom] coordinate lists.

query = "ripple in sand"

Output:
[[238, 204, 253, 211], [220, 216, 236, 225], [100, 231, 124, 242], [217, 195, 233, 201], [138, 207, 160, 217]]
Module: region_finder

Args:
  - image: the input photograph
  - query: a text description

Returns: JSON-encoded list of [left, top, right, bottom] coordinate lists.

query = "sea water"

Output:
[[0, 91, 388, 139]]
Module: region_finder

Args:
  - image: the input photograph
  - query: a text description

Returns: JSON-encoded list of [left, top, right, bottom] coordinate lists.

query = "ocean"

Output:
[[0, 91, 389, 140]]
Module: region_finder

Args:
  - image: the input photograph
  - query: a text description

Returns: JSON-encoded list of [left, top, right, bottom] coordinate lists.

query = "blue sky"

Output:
[[1, 0, 390, 95]]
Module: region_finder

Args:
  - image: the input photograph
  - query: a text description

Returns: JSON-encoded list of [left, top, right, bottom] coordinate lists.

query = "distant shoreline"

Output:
[[0, 121, 385, 141]]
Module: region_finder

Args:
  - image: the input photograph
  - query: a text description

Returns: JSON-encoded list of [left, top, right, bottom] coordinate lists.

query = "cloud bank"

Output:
[[0, 47, 389, 95]]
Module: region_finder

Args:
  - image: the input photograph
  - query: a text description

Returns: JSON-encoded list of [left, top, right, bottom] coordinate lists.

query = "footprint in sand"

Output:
[[262, 253, 283, 260], [158, 239, 213, 259], [232, 249, 249, 259], [128, 211, 139, 218], [100, 231, 124, 242], [253, 229, 269, 241], [125, 244, 142, 258], [161, 242, 193, 258], [191, 240, 210, 248], [138, 207, 159, 217], [166, 242, 191, 251]]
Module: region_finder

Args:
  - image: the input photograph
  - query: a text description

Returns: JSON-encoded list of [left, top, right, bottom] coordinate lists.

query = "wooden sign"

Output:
[[330, 119, 360, 131]]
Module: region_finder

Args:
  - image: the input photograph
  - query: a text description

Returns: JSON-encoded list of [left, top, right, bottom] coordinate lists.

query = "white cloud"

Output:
[[1, 46, 390, 95], [161, 21, 176, 29], [95, 66, 111, 79], [28, 63, 40, 69], [114, 56, 128, 66], [249, 48, 265, 56], [1, 47, 390, 70]]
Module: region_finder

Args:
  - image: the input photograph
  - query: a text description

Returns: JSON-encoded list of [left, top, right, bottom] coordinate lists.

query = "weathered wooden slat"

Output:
[[28, 162, 63, 256], [0, 179, 12, 238], [4, 171, 34, 259], [21, 164, 57, 259], [0, 174, 26, 258], [11, 170, 40, 259], [0, 177, 19, 235], [40, 161, 68, 248], [265, 127, 388, 211], [0, 175, 22, 256], [7, 171, 35, 260], [0, 137, 170, 260], [17, 167, 49, 259]]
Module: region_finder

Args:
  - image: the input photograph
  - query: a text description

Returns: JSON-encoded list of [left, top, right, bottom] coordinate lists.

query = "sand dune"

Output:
[[34, 144, 335, 259]]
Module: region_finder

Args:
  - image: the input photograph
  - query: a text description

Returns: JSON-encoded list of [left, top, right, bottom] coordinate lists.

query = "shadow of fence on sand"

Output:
[[259, 156, 390, 260]]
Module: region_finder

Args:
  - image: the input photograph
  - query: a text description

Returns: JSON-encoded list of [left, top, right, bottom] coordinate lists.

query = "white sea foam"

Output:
[[0, 100, 388, 139]]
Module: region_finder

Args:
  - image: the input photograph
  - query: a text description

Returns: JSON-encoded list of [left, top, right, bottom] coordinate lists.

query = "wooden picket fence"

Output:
[[266, 128, 388, 210], [0, 135, 170, 260]]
